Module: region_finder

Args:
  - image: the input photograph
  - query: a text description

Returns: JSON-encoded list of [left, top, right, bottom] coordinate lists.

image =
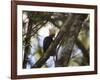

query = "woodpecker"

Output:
[[43, 34, 54, 53], [43, 28, 55, 55]]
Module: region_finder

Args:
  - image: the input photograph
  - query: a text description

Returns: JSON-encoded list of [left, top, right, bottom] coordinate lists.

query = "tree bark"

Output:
[[58, 14, 88, 67]]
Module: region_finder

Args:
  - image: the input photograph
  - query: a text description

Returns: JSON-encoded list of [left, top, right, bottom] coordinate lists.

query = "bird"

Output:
[[43, 28, 55, 56]]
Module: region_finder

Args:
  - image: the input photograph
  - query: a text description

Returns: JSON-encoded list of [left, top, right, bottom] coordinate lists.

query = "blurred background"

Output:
[[22, 11, 90, 69]]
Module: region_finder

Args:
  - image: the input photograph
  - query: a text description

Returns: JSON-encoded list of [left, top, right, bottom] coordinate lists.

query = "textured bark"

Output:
[[31, 14, 77, 68], [58, 14, 88, 67]]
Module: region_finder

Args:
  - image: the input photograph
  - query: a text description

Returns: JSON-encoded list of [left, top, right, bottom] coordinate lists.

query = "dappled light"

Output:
[[22, 11, 90, 69]]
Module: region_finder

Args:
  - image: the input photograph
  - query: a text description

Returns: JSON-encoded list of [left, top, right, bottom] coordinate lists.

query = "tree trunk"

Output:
[[23, 20, 32, 68], [59, 14, 88, 67]]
